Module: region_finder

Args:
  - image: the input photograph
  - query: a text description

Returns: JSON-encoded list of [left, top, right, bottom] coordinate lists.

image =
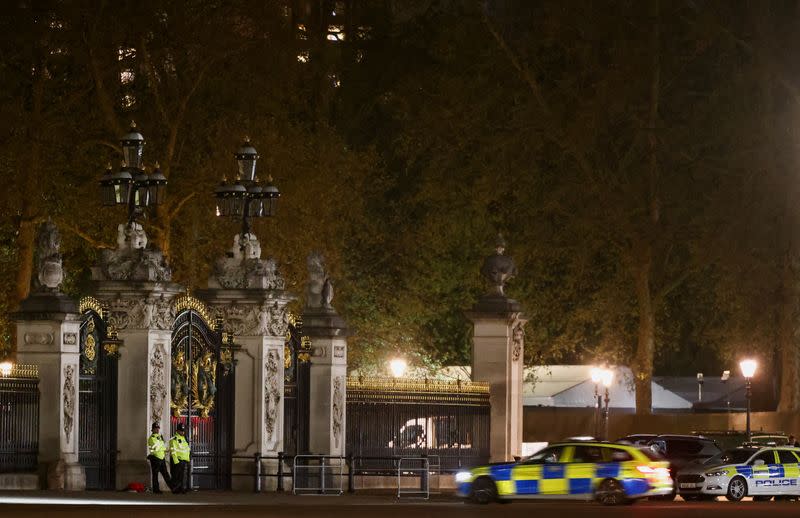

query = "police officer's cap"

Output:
[[176, 423, 185, 432], [151, 422, 160, 430]]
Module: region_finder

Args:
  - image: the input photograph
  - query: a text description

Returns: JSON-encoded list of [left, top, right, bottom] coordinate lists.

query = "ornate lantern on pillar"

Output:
[[213, 137, 280, 239], [98, 122, 168, 223]]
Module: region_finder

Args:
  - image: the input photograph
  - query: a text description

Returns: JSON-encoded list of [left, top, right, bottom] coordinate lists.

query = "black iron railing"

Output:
[[346, 378, 490, 472], [0, 365, 40, 473]]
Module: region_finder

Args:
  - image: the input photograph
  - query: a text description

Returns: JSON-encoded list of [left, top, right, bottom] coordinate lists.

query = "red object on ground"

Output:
[[126, 482, 145, 492]]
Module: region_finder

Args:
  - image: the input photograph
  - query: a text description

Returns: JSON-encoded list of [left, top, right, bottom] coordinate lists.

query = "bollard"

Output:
[[420, 454, 429, 496], [346, 454, 355, 493], [254, 452, 262, 493], [320, 455, 327, 494], [276, 452, 285, 492]]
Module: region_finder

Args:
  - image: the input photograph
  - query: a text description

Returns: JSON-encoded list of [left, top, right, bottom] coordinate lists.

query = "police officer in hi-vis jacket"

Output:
[[169, 422, 191, 493], [147, 422, 173, 493]]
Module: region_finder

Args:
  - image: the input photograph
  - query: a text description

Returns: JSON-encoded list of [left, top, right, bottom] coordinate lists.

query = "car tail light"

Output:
[[638, 465, 670, 478], [654, 467, 670, 478]]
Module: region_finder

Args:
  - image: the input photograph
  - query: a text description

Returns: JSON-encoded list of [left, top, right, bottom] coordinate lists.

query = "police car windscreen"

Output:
[[705, 449, 758, 466]]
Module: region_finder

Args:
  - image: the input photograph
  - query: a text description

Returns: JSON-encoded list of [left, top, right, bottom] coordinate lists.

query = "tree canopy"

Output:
[[2, 0, 800, 412]]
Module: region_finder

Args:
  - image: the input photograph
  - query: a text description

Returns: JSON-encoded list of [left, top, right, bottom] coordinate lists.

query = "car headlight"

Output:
[[705, 470, 727, 477], [455, 471, 473, 483]]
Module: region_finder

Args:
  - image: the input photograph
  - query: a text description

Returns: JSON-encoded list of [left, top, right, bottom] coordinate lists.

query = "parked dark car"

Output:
[[645, 434, 722, 500], [616, 434, 658, 446], [691, 430, 788, 450]]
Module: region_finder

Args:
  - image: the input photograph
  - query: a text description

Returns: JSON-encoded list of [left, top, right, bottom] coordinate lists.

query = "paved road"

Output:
[[2, 492, 800, 518]]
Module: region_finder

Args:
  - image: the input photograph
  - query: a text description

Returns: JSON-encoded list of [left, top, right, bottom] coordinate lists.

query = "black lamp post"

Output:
[[739, 359, 757, 442], [214, 137, 280, 241], [600, 370, 613, 441], [99, 122, 167, 224], [590, 368, 602, 438], [590, 366, 613, 440]]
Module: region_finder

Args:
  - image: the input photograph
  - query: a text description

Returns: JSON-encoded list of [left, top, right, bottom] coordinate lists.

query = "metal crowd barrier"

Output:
[[192, 452, 292, 492], [397, 456, 437, 499], [293, 454, 345, 495], [426, 455, 441, 495], [182, 452, 471, 493]]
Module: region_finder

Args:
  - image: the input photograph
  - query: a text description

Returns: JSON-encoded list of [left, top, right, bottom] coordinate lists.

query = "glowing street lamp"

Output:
[[739, 359, 757, 441], [600, 369, 613, 440], [0, 361, 12, 377], [590, 366, 613, 439], [389, 358, 408, 378]]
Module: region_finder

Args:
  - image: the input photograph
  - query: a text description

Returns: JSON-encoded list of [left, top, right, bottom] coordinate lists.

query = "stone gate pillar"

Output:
[[90, 222, 182, 488], [302, 252, 348, 457], [467, 236, 527, 462], [14, 220, 85, 489], [199, 233, 294, 490]]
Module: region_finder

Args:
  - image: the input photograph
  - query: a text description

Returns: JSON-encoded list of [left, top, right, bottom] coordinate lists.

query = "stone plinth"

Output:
[[467, 296, 526, 462], [14, 293, 85, 490], [92, 280, 183, 489], [303, 309, 348, 457], [197, 288, 294, 491]]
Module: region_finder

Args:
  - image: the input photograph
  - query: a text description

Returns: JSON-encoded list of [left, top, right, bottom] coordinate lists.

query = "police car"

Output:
[[676, 446, 800, 501], [455, 441, 673, 505]]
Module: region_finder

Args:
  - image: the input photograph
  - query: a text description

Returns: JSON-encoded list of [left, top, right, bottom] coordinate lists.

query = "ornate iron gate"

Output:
[[78, 297, 119, 490], [170, 296, 234, 490], [283, 315, 311, 455]]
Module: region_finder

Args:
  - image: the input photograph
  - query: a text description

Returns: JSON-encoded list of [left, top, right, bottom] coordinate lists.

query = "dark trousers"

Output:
[[171, 460, 189, 493], [148, 455, 172, 493]]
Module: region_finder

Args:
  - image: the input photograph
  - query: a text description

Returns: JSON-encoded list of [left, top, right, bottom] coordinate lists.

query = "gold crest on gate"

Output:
[[85, 334, 97, 362]]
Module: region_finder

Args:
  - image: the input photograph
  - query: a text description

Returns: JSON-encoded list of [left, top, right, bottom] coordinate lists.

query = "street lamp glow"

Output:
[[600, 369, 614, 388], [389, 358, 407, 378], [590, 367, 602, 384], [740, 359, 757, 379], [0, 361, 12, 377]]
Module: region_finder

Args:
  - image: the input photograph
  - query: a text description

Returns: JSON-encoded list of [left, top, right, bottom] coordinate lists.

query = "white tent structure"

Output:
[[523, 365, 693, 411], [349, 363, 693, 411]]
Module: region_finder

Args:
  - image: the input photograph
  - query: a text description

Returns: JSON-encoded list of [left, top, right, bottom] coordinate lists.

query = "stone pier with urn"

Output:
[[302, 252, 348, 458], [467, 236, 527, 462], [90, 222, 183, 489], [198, 233, 297, 491], [14, 221, 85, 489]]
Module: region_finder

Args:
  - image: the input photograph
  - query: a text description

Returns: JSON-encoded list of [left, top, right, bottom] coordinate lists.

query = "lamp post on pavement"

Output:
[[721, 370, 731, 413], [600, 369, 614, 441], [590, 367, 603, 439], [739, 359, 757, 442], [697, 372, 704, 403]]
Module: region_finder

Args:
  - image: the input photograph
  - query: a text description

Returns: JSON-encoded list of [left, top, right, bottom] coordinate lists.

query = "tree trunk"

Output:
[[13, 57, 46, 323], [777, 252, 799, 411], [633, 250, 655, 415], [14, 223, 36, 306], [632, 0, 661, 415]]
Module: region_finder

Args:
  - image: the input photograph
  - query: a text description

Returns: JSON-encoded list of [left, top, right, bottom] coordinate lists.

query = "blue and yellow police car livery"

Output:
[[677, 446, 800, 501], [455, 442, 673, 505]]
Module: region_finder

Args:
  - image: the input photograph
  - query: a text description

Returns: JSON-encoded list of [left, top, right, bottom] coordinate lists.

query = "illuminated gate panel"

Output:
[[170, 296, 234, 490]]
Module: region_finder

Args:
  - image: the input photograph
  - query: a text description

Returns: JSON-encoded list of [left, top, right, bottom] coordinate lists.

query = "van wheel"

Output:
[[471, 477, 497, 505], [596, 479, 627, 506], [726, 476, 747, 502]]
